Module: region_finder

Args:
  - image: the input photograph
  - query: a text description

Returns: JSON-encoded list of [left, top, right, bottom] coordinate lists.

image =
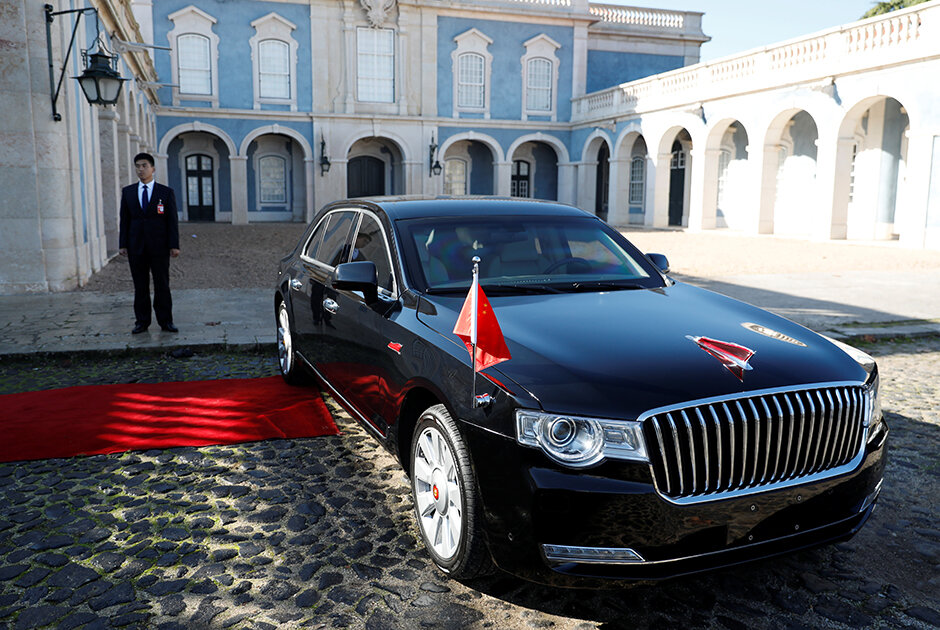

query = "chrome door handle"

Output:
[[322, 298, 339, 314], [290, 279, 303, 291]]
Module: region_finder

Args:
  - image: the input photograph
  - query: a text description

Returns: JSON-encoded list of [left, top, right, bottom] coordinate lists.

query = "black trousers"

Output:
[[128, 251, 172, 327]]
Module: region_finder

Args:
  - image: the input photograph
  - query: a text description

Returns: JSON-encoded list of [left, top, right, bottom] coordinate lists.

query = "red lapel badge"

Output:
[[687, 335, 755, 381]]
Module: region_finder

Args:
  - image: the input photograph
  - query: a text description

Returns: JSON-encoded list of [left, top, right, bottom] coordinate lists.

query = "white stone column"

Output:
[[898, 129, 935, 248], [692, 148, 720, 230], [558, 163, 577, 205], [230, 156, 249, 225], [812, 130, 841, 241], [495, 161, 511, 196], [98, 109, 122, 255], [606, 157, 624, 225], [304, 158, 316, 222], [652, 152, 672, 227], [756, 144, 779, 234]]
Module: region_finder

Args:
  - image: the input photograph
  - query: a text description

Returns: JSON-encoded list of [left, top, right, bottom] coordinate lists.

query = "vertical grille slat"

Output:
[[645, 385, 867, 501], [708, 406, 724, 491], [694, 408, 711, 492]]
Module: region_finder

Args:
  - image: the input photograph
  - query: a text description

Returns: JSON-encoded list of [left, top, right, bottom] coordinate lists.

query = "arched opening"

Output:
[[510, 141, 558, 200], [346, 137, 404, 198], [771, 111, 819, 237], [246, 134, 305, 221], [595, 142, 610, 221], [714, 121, 750, 229], [166, 131, 232, 223], [443, 140, 495, 195], [839, 97, 909, 241], [666, 129, 692, 227]]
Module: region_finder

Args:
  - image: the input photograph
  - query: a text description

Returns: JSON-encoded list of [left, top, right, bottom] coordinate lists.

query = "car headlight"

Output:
[[866, 373, 884, 443], [515, 410, 648, 468]]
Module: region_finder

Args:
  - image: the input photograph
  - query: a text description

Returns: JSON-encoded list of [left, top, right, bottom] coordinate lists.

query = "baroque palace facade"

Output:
[[3, 0, 940, 293]]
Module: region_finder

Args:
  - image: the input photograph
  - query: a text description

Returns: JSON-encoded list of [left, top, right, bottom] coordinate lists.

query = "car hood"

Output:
[[416, 283, 868, 419]]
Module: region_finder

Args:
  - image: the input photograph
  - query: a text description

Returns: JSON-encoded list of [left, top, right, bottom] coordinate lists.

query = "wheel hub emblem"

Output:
[[432, 485, 439, 500]]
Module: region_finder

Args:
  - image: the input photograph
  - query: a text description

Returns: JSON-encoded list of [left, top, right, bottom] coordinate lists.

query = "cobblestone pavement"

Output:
[[0, 337, 938, 629]]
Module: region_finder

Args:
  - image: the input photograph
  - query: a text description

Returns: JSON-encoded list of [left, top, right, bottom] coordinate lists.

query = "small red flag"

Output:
[[453, 282, 511, 372]]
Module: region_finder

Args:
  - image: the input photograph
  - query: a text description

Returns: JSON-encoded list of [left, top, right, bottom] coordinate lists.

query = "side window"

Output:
[[352, 214, 394, 294], [303, 217, 328, 259], [315, 211, 356, 267]]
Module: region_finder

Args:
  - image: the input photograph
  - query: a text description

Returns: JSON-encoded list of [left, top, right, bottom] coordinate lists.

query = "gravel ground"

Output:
[[77, 222, 940, 294], [0, 339, 937, 629]]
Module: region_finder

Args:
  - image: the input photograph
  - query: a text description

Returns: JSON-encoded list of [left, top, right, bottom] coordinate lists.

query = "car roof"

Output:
[[331, 196, 594, 220]]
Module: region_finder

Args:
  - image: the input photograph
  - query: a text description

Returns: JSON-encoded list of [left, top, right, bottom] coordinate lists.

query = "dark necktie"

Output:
[[140, 184, 149, 214]]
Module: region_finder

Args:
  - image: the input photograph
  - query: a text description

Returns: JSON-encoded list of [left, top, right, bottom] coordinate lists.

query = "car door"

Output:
[[288, 210, 357, 366], [320, 211, 402, 436]]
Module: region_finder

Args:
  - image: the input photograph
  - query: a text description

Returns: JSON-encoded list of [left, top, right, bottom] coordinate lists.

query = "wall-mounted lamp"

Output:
[[319, 136, 331, 175], [428, 134, 442, 177], [44, 4, 126, 122]]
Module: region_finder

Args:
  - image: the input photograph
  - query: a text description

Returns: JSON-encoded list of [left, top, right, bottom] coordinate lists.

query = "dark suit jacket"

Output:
[[118, 182, 180, 255]]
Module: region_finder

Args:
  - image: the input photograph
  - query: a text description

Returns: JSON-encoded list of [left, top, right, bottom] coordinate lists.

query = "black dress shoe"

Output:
[[161, 323, 179, 333], [132, 324, 148, 334]]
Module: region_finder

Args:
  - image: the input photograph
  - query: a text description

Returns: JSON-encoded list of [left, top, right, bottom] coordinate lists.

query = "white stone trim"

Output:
[[249, 13, 299, 111], [521, 34, 561, 121], [451, 28, 493, 119], [167, 5, 220, 107]]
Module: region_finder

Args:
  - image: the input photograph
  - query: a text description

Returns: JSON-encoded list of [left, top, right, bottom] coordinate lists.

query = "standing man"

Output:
[[119, 152, 181, 334]]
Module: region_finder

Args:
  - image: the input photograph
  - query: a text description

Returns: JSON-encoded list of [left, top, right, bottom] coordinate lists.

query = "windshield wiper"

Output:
[[481, 283, 565, 295], [424, 286, 469, 295], [562, 280, 649, 292]]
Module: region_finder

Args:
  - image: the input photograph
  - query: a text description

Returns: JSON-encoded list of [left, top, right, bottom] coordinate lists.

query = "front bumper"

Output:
[[465, 419, 887, 587]]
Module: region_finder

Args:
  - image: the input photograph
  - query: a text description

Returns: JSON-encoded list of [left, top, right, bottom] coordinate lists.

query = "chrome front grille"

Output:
[[643, 384, 868, 503]]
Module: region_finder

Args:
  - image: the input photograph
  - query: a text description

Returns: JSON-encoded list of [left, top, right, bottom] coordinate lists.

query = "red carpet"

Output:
[[0, 377, 339, 463]]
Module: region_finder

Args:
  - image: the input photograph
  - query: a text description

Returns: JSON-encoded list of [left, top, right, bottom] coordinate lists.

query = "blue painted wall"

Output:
[[157, 116, 313, 158], [437, 17, 574, 121], [152, 0, 312, 111], [468, 141, 494, 194], [585, 50, 684, 93]]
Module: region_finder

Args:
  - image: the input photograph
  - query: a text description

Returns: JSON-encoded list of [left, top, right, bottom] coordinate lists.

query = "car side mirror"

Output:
[[332, 261, 378, 303], [647, 253, 670, 274]]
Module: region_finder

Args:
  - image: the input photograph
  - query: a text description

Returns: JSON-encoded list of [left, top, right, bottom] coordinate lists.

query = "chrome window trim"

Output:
[[299, 207, 399, 300]]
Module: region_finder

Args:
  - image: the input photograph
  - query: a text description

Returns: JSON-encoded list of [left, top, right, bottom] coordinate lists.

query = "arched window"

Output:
[[259, 155, 287, 204], [511, 160, 530, 198], [526, 58, 552, 112], [457, 53, 484, 109], [178, 34, 211, 95], [444, 158, 468, 195], [259, 40, 290, 99], [629, 156, 645, 205]]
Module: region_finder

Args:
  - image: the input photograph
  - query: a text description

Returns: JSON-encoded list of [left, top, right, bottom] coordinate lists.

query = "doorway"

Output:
[[347, 156, 386, 198], [185, 154, 215, 221]]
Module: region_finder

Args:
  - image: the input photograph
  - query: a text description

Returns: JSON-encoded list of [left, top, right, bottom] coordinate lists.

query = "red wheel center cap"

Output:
[[432, 485, 439, 500]]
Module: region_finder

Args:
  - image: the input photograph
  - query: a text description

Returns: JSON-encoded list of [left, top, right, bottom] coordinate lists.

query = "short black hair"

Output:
[[134, 152, 155, 166]]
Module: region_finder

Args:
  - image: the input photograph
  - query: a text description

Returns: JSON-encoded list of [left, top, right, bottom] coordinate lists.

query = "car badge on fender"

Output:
[[687, 335, 755, 381]]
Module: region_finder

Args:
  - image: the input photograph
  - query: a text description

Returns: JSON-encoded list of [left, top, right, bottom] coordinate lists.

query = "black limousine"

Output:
[[274, 197, 886, 586]]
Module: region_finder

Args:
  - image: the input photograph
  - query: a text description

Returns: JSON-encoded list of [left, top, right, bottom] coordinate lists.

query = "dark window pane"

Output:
[[315, 211, 356, 267]]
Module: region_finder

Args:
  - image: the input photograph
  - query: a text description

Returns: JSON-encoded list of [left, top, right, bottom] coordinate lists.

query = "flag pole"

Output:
[[470, 256, 480, 408]]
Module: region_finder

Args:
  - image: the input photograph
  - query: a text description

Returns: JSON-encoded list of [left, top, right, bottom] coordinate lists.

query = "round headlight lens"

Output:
[[536, 416, 604, 466]]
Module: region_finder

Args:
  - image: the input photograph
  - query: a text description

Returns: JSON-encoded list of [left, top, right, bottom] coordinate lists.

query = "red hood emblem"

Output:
[[687, 335, 755, 381]]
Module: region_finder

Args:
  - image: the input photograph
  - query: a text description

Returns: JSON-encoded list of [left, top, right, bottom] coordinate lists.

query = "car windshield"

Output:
[[398, 215, 664, 293]]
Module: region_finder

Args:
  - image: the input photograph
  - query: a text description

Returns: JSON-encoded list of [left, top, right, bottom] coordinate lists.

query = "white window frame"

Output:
[[258, 154, 288, 205], [357, 27, 395, 103], [451, 28, 493, 118], [444, 158, 468, 195], [629, 156, 645, 206], [521, 34, 560, 121], [249, 13, 298, 110], [167, 6, 219, 106]]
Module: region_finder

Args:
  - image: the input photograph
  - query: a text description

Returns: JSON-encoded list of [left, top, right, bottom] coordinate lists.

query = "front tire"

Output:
[[410, 404, 493, 579], [276, 298, 307, 385]]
